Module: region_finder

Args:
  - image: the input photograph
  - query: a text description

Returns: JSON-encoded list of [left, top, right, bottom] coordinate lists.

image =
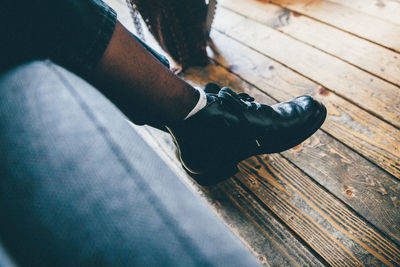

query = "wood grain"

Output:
[[135, 93, 400, 266], [211, 10, 400, 178], [133, 56, 400, 264], [135, 122, 400, 266], [328, 0, 400, 25], [183, 61, 400, 245], [267, 0, 400, 52], [134, 125, 324, 266], [220, 0, 400, 86], [102, 0, 400, 264], [213, 8, 400, 129], [238, 155, 400, 266]]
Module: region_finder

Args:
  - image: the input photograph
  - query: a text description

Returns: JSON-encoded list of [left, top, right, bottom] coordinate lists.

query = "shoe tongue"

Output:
[[203, 83, 221, 94], [206, 94, 216, 104], [218, 87, 244, 104], [218, 87, 261, 110], [218, 87, 236, 98], [218, 87, 249, 110]]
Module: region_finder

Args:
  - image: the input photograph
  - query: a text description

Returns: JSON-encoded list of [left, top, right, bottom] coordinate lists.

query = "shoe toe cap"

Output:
[[293, 95, 325, 119], [293, 95, 314, 110], [271, 95, 326, 128]]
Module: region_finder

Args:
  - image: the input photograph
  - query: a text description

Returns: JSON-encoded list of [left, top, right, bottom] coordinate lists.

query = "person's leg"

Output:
[[90, 21, 200, 125], [1, 0, 326, 184], [0, 61, 259, 266], [1, 0, 201, 126]]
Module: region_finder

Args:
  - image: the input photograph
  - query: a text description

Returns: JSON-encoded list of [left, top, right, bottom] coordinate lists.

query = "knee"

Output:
[[0, 60, 55, 94]]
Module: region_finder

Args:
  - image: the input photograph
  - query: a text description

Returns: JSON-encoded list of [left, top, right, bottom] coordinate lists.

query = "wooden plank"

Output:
[[134, 126, 324, 266], [213, 8, 400, 129], [134, 122, 400, 266], [104, 1, 400, 263], [206, 180, 325, 266], [211, 9, 400, 178], [328, 0, 400, 25], [266, 0, 400, 52], [183, 60, 400, 245], [238, 155, 400, 266], [105, 4, 322, 263], [220, 0, 400, 86], [135, 90, 400, 266]]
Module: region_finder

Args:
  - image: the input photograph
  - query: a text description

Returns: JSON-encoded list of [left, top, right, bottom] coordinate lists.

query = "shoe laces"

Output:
[[218, 87, 262, 111]]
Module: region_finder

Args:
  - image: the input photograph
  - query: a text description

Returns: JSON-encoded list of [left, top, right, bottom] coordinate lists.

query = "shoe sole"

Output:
[[169, 103, 327, 186]]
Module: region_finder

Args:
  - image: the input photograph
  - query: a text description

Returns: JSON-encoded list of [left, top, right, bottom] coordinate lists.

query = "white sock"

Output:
[[184, 87, 208, 120]]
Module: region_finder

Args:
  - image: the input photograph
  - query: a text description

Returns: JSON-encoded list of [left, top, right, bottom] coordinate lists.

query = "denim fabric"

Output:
[[0, 61, 259, 266], [0, 0, 117, 77], [0, 243, 16, 267]]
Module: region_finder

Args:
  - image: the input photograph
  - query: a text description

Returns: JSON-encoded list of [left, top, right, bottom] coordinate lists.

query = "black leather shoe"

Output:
[[167, 86, 327, 186]]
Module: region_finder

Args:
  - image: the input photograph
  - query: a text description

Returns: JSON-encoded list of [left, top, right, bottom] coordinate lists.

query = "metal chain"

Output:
[[125, 0, 145, 41]]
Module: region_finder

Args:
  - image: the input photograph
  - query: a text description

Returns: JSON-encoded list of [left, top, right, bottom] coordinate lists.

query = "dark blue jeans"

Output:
[[1, 0, 116, 76], [0, 0, 258, 266], [0, 61, 258, 266]]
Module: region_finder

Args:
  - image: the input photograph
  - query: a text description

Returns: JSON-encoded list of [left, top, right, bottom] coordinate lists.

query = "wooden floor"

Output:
[[106, 0, 400, 265]]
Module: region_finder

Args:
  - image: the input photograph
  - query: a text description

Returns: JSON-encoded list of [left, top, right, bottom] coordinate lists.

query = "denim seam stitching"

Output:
[[46, 61, 211, 266]]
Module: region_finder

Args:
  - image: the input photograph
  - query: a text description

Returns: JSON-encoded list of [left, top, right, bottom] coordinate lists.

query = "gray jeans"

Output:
[[0, 61, 258, 266]]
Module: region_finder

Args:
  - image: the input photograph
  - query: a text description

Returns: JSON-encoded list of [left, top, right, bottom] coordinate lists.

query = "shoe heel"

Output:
[[186, 163, 239, 186]]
